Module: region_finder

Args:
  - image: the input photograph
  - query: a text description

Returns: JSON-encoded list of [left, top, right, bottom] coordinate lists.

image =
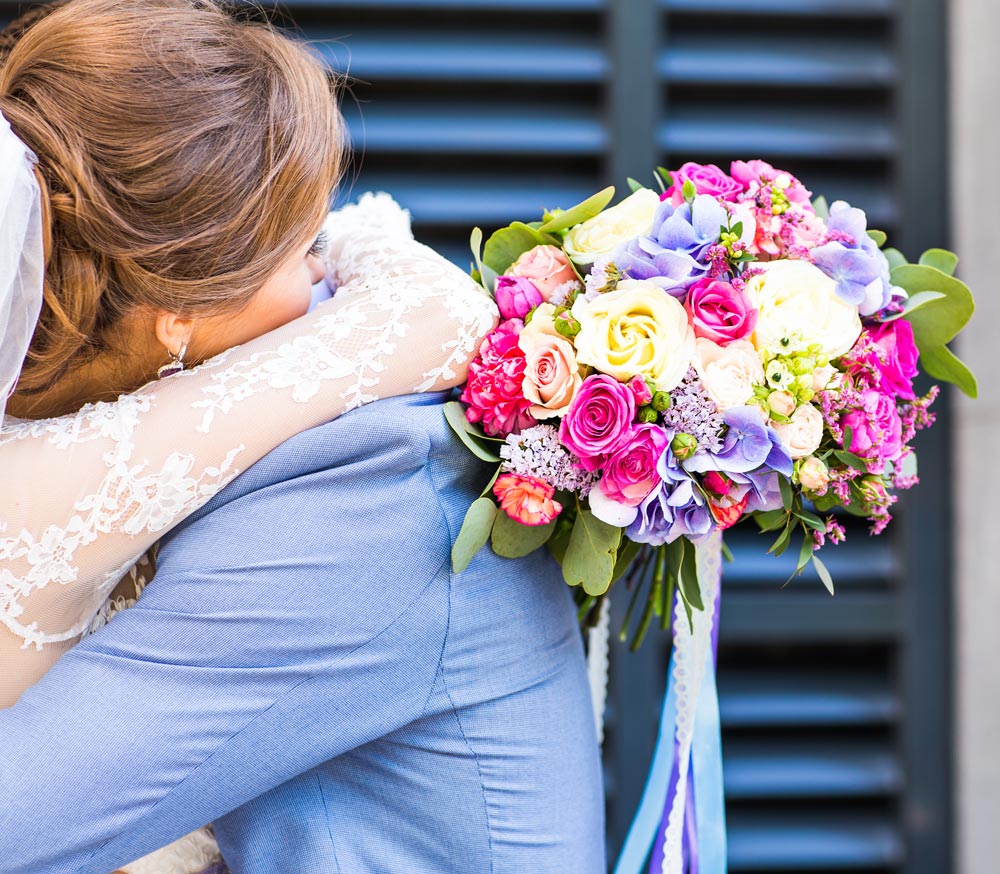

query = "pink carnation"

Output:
[[493, 472, 562, 526], [664, 162, 743, 206], [461, 320, 536, 437]]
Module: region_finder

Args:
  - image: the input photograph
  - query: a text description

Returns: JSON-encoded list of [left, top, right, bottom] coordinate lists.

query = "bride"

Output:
[[0, 1, 496, 870]]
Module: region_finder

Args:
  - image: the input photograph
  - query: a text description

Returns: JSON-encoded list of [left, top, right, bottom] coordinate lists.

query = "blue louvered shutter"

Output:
[[0, 2, 950, 872]]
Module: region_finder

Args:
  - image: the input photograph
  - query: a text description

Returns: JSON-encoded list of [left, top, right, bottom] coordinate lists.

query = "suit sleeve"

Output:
[[0, 414, 452, 874]]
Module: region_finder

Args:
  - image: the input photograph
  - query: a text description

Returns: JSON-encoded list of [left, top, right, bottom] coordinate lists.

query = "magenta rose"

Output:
[[460, 319, 536, 437], [840, 388, 903, 473], [599, 424, 670, 507], [730, 159, 813, 210], [868, 319, 919, 400], [507, 245, 579, 299], [664, 162, 743, 206], [684, 278, 758, 345], [628, 375, 653, 406], [495, 275, 544, 320], [559, 374, 636, 471]]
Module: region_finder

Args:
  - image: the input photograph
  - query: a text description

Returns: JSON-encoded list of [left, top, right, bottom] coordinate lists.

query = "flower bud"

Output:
[[637, 406, 659, 424], [768, 390, 796, 418], [628, 375, 653, 406], [703, 470, 733, 498], [671, 432, 698, 461], [651, 391, 672, 412], [798, 456, 829, 493], [554, 311, 581, 339]]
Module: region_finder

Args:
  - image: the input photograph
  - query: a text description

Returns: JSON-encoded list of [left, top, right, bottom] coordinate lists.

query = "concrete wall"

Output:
[[951, 0, 1000, 868]]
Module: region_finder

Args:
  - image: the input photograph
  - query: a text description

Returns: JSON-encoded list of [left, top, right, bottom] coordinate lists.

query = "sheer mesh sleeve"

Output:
[[0, 193, 496, 702]]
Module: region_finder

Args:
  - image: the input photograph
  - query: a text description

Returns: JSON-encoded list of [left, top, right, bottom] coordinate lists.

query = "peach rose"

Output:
[[772, 403, 824, 459], [799, 456, 830, 493], [518, 319, 584, 418], [508, 245, 579, 299]]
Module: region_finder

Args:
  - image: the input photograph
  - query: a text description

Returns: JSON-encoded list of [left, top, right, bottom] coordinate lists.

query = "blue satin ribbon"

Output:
[[691, 649, 727, 874], [613, 650, 679, 874]]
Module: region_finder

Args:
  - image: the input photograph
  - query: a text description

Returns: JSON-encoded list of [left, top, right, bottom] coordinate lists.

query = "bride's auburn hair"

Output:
[[0, 0, 345, 397]]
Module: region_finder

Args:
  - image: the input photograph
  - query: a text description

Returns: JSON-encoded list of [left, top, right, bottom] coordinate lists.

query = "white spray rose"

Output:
[[694, 338, 765, 411], [563, 188, 659, 265], [771, 403, 825, 459]]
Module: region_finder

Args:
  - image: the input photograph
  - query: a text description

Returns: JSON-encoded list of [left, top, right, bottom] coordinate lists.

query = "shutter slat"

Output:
[[724, 740, 902, 799], [663, 0, 894, 16], [315, 32, 607, 82], [344, 104, 606, 155], [720, 592, 900, 643]]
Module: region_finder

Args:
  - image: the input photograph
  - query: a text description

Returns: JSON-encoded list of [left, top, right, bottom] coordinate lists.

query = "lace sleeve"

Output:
[[0, 193, 497, 702]]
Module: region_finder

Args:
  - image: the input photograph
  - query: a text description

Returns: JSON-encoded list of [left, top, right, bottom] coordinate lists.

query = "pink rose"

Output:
[[868, 320, 919, 400], [840, 389, 903, 472], [684, 278, 758, 345], [495, 275, 544, 320], [730, 159, 813, 210], [559, 374, 636, 471], [664, 162, 743, 206], [494, 472, 562, 527], [628, 375, 653, 406], [599, 424, 669, 507], [518, 329, 583, 419], [460, 320, 536, 437], [508, 245, 579, 299]]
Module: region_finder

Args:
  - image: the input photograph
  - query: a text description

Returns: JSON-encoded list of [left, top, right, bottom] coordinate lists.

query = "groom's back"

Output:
[[159, 393, 605, 874]]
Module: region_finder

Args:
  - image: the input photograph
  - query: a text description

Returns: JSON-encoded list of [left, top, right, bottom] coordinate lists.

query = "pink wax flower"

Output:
[[559, 374, 637, 471], [493, 472, 562, 526], [599, 424, 670, 507], [628, 375, 653, 406], [508, 245, 579, 299], [495, 275, 544, 320], [868, 319, 919, 400], [461, 320, 536, 437], [663, 162, 744, 206], [840, 388, 904, 473], [684, 277, 758, 345]]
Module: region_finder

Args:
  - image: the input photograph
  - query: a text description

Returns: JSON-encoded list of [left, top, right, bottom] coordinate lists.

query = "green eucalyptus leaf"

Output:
[[834, 449, 868, 471], [612, 538, 643, 583], [796, 527, 814, 573], [562, 508, 621, 596], [491, 511, 557, 559], [778, 475, 794, 511], [920, 343, 979, 398], [443, 401, 502, 463], [794, 509, 826, 532], [882, 247, 908, 271], [882, 290, 946, 322], [891, 263, 975, 347], [812, 195, 830, 220], [812, 492, 840, 513], [769, 517, 794, 556], [755, 509, 788, 532], [656, 166, 673, 192], [452, 498, 498, 573], [867, 229, 888, 247], [919, 247, 959, 277], [482, 222, 559, 275], [627, 177, 646, 194], [470, 227, 485, 281], [812, 553, 835, 595], [538, 186, 615, 234]]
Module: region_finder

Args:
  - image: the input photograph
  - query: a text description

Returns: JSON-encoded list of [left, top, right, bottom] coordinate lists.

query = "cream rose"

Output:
[[518, 305, 584, 418], [745, 260, 862, 359], [771, 403, 824, 459], [799, 456, 830, 492], [572, 279, 694, 392], [693, 338, 765, 411], [563, 188, 659, 265]]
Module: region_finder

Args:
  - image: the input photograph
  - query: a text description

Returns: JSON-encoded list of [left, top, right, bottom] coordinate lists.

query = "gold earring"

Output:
[[157, 342, 188, 379]]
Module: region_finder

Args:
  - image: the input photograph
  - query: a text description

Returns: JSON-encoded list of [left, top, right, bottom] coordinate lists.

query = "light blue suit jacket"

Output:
[[0, 394, 605, 873]]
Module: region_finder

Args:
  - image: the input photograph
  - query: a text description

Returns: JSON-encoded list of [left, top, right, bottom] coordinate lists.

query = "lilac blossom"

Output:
[[661, 368, 725, 455], [500, 424, 598, 496]]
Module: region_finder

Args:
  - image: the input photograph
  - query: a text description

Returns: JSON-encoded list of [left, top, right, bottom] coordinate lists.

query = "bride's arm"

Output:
[[0, 194, 496, 703]]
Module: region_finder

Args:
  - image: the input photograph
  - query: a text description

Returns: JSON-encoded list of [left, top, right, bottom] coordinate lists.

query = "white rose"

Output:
[[771, 403, 824, 459], [563, 188, 660, 265], [694, 338, 765, 411], [812, 363, 837, 392], [572, 279, 695, 392], [745, 260, 863, 358]]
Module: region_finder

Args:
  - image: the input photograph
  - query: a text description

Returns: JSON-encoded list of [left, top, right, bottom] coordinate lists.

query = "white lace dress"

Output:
[[0, 194, 497, 873]]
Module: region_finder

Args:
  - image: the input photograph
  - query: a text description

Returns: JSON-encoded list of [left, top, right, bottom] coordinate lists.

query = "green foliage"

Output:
[[920, 343, 978, 398], [812, 553, 835, 595], [867, 229, 888, 247], [443, 401, 501, 463], [919, 247, 959, 276], [482, 222, 559, 276], [627, 177, 647, 193], [811, 195, 830, 220], [538, 186, 615, 234], [882, 247, 907, 271], [452, 498, 497, 573], [491, 511, 557, 559], [562, 507, 622, 596]]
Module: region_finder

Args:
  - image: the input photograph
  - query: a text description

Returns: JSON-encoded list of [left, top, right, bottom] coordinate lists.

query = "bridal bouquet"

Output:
[[447, 161, 976, 646]]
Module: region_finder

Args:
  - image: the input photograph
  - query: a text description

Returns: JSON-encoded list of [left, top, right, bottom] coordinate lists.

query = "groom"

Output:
[[0, 393, 605, 873]]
